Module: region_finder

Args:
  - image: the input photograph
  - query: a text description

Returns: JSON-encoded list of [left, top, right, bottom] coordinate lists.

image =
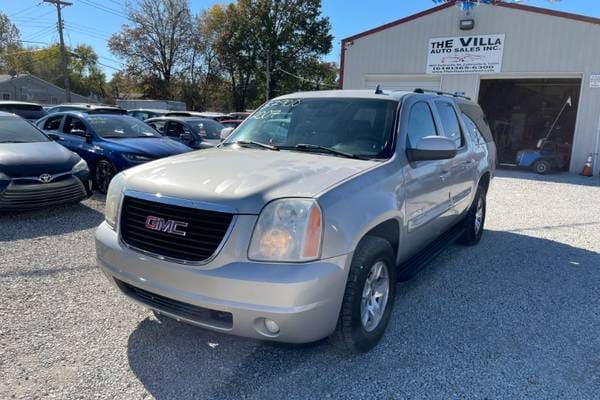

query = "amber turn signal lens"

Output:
[[302, 204, 322, 259]]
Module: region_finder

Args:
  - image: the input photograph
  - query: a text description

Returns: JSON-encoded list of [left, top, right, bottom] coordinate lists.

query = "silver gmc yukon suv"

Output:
[[96, 89, 496, 352]]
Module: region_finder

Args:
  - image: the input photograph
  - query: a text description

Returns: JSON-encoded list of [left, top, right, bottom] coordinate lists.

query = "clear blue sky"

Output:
[[3, 0, 600, 77]]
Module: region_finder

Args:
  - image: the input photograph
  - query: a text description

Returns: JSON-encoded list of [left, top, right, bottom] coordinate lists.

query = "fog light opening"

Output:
[[264, 319, 280, 334]]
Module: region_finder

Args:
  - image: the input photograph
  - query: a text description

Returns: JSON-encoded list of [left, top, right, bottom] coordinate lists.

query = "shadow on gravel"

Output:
[[0, 202, 104, 241], [126, 230, 600, 400], [494, 169, 600, 187]]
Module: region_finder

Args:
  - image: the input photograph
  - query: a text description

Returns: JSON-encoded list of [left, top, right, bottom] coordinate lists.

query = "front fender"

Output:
[[317, 160, 405, 260]]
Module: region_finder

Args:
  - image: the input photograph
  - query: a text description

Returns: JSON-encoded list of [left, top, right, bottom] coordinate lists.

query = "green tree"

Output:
[[69, 45, 107, 99], [109, 0, 193, 99], [5, 44, 106, 99], [244, 0, 333, 100], [0, 12, 21, 72], [202, 3, 259, 111], [202, 0, 333, 110]]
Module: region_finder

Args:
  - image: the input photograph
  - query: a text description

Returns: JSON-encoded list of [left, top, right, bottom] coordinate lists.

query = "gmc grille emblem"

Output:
[[144, 215, 189, 236]]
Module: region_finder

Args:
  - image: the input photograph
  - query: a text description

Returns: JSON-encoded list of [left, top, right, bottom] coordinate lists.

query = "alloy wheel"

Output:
[[360, 261, 390, 332]]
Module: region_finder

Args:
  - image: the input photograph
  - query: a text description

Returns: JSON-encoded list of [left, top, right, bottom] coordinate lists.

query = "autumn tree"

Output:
[[109, 0, 192, 99]]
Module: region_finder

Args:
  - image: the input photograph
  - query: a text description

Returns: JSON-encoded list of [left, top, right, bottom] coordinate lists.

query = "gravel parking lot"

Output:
[[1, 170, 599, 400]]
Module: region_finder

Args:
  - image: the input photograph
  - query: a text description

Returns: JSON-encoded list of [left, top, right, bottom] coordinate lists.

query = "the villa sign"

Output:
[[426, 34, 505, 74]]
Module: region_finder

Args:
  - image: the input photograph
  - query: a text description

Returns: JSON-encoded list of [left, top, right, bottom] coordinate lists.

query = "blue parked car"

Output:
[[36, 112, 191, 193]]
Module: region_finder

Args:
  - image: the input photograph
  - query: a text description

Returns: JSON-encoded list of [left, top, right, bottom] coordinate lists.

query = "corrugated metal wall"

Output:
[[342, 5, 600, 173]]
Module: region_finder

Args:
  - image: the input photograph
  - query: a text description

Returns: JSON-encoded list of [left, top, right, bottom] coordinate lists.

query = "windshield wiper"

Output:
[[231, 140, 279, 151], [281, 143, 362, 159]]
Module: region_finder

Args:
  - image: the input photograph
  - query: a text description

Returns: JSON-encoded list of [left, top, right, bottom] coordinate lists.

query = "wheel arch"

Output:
[[477, 171, 491, 193], [355, 218, 401, 264]]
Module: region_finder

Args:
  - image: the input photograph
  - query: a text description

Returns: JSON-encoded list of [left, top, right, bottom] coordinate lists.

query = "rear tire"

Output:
[[94, 159, 116, 194], [330, 236, 396, 353], [533, 159, 551, 175], [458, 185, 486, 246]]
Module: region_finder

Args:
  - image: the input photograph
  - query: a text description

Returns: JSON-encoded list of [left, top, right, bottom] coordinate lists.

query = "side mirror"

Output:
[[84, 132, 93, 143], [406, 136, 457, 162], [47, 133, 62, 141], [220, 127, 234, 141]]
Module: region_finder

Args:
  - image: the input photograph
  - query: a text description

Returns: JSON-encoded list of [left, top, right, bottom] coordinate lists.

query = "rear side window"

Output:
[[166, 121, 192, 138], [148, 120, 166, 133], [43, 115, 63, 130], [406, 102, 437, 148], [434, 101, 463, 148], [462, 113, 485, 145]]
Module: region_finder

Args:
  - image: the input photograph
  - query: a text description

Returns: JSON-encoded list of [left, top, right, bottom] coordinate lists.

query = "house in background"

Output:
[[0, 73, 91, 104]]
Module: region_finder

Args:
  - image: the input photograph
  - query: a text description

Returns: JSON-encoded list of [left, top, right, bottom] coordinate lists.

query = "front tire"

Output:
[[94, 159, 116, 194], [458, 185, 486, 246], [330, 236, 396, 353]]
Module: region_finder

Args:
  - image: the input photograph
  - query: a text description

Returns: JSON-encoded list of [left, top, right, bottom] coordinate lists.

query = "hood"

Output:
[[124, 147, 379, 214], [0, 141, 81, 178], [102, 137, 191, 158]]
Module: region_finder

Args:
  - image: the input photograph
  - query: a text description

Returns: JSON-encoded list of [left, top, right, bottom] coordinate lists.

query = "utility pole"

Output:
[[44, 0, 72, 102]]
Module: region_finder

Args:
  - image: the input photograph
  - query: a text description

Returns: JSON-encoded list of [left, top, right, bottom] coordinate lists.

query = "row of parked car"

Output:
[[0, 100, 249, 211]]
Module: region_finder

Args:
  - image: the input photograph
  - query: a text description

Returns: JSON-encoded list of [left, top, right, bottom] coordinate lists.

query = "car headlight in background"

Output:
[[104, 172, 126, 229], [123, 153, 153, 163], [249, 198, 322, 262], [70, 158, 89, 173]]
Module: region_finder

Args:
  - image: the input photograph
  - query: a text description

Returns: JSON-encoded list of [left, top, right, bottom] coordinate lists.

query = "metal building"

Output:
[[340, 2, 600, 174], [0, 73, 90, 104]]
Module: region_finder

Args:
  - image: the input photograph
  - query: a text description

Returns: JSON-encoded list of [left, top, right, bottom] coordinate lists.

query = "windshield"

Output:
[[87, 115, 161, 138], [0, 116, 50, 143], [225, 98, 398, 158], [0, 104, 47, 120], [188, 119, 224, 139]]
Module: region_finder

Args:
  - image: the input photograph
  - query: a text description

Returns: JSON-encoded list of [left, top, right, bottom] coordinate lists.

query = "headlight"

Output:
[[104, 172, 126, 229], [123, 153, 153, 163], [248, 198, 322, 262], [71, 158, 89, 173], [0, 172, 10, 180]]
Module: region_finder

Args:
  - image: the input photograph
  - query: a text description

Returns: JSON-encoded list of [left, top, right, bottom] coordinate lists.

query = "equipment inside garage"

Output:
[[478, 78, 580, 172]]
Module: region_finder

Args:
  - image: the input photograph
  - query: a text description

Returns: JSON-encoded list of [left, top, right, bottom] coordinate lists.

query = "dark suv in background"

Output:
[[0, 101, 47, 122]]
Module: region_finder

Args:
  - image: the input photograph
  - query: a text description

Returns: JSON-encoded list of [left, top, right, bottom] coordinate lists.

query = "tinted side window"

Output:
[[148, 120, 166, 133], [43, 115, 62, 131], [435, 101, 463, 148], [64, 116, 87, 135], [462, 113, 485, 145], [166, 122, 191, 138], [406, 102, 437, 148]]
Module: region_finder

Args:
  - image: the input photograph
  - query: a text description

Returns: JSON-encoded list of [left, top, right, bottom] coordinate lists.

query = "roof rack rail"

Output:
[[413, 88, 471, 100]]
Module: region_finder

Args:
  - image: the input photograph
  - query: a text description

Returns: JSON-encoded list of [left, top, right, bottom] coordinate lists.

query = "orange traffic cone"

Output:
[[580, 153, 593, 176]]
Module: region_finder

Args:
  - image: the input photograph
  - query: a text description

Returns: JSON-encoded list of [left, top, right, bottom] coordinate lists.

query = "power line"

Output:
[[64, 25, 110, 42], [11, 9, 56, 21], [274, 67, 338, 88], [23, 25, 57, 41], [78, 0, 126, 19], [8, 3, 42, 18]]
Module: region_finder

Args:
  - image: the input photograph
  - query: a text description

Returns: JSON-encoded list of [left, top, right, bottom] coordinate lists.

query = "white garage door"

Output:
[[364, 76, 441, 92]]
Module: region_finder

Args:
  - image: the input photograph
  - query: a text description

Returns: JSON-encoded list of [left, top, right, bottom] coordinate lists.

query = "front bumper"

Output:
[[96, 221, 352, 343]]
